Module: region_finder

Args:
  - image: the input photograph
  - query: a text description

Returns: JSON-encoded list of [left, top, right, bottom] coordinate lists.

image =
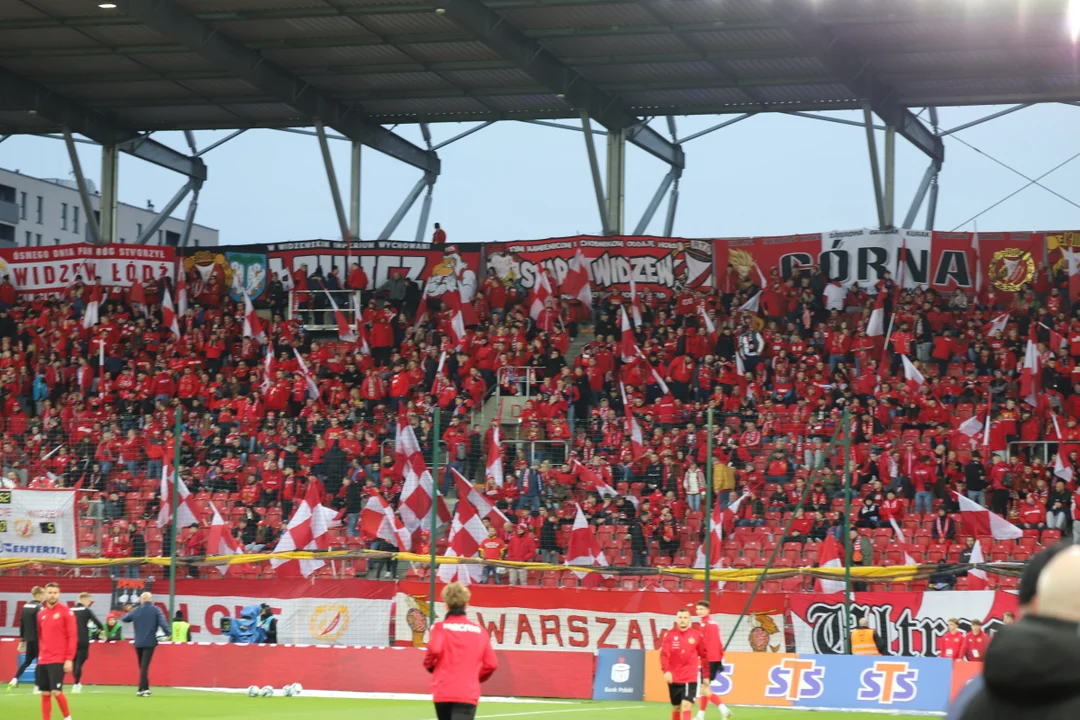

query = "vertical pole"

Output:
[[315, 120, 352, 245], [428, 408, 441, 625], [842, 407, 853, 654], [925, 172, 940, 231], [415, 184, 434, 244], [100, 144, 119, 244], [664, 178, 679, 237], [349, 141, 362, 247], [168, 405, 182, 620], [883, 125, 896, 229], [606, 128, 626, 234], [704, 407, 714, 600], [580, 111, 612, 236], [63, 130, 102, 245], [862, 105, 886, 230]]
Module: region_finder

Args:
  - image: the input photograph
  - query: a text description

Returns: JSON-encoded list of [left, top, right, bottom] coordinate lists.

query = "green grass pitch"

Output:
[[0, 686, 932, 719]]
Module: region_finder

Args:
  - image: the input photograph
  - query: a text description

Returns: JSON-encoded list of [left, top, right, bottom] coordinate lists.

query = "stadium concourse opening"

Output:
[[2, 0, 1080, 717]]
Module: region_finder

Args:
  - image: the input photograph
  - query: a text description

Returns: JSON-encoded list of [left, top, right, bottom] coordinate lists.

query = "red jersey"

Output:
[[697, 614, 724, 664], [937, 631, 967, 660], [422, 612, 498, 705], [37, 600, 77, 665], [660, 624, 708, 683], [964, 631, 990, 662]]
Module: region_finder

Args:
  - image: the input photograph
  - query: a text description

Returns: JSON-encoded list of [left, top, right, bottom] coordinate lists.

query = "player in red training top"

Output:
[[964, 619, 991, 662], [695, 601, 733, 719], [937, 618, 967, 660], [661, 608, 709, 720], [423, 582, 498, 720], [36, 582, 76, 720]]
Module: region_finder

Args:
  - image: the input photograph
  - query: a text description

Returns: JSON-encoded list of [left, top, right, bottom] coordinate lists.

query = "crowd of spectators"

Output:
[[1, 253, 1077, 589]]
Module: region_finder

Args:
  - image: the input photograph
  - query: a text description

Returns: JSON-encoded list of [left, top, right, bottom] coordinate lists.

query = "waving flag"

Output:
[[360, 493, 412, 552], [866, 291, 886, 337], [157, 465, 199, 530], [628, 271, 643, 327], [561, 248, 593, 313], [395, 409, 451, 541], [694, 493, 748, 571], [324, 289, 357, 343], [955, 492, 1023, 540], [1053, 415, 1074, 483], [176, 268, 188, 317], [355, 301, 371, 355], [443, 291, 467, 349], [619, 307, 638, 363], [82, 283, 102, 329], [207, 502, 243, 576], [271, 483, 339, 578], [888, 517, 918, 565], [528, 267, 553, 320], [1020, 327, 1040, 407], [901, 355, 925, 392], [698, 304, 718, 344], [242, 288, 265, 342], [967, 539, 988, 591], [565, 504, 609, 586], [162, 287, 181, 339], [620, 382, 646, 459], [980, 312, 1010, 338], [815, 532, 845, 594], [640, 351, 672, 396], [738, 290, 761, 314], [292, 349, 320, 400], [436, 482, 486, 586], [486, 424, 504, 488], [261, 343, 274, 394]]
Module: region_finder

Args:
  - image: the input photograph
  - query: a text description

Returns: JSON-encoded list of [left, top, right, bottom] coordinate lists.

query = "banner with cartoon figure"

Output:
[[488, 236, 713, 302], [0, 489, 77, 559]]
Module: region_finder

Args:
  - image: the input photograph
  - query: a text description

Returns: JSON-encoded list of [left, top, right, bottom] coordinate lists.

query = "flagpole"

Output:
[[428, 407, 441, 626], [842, 407, 853, 654], [168, 405, 181, 621], [704, 407, 714, 600]]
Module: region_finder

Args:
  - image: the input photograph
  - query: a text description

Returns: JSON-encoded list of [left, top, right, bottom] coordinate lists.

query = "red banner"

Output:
[[395, 582, 784, 653], [489, 236, 714, 301], [789, 590, 1017, 656], [0, 244, 174, 295]]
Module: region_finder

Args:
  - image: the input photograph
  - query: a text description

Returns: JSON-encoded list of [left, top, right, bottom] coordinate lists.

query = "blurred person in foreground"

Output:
[[952, 542, 1080, 719], [423, 582, 498, 720], [34, 582, 76, 720], [121, 592, 170, 698]]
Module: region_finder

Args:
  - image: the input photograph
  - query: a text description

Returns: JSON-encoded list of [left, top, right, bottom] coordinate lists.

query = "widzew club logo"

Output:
[[765, 658, 825, 701], [857, 661, 919, 704]]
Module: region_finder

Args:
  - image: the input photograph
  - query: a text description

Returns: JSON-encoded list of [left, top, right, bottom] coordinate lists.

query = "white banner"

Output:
[[0, 489, 77, 559], [0, 245, 175, 293], [817, 229, 933, 291]]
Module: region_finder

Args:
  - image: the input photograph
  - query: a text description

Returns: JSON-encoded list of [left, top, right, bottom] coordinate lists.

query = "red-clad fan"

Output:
[[423, 582, 498, 720], [694, 601, 733, 720], [35, 582, 76, 720], [964, 619, 991, 662], [661, 608, 709, 720], [938, 618, 968, 660]]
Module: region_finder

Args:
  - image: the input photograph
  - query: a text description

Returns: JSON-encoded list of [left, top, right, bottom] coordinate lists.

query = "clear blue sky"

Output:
[[3, 103, 1079, 245]]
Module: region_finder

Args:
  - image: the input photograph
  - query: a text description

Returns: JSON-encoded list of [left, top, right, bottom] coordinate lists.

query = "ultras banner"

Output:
[[788, 590, 1018, 656], [0, 244, 175, 294], [488, 236, 714, 301], [395, 582, 785, 652], [0, 489, 76, 559], [0, 577, 394, 646]]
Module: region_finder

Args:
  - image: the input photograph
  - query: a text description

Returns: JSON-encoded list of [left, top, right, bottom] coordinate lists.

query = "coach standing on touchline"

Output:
[[121, 592, 169, 698]]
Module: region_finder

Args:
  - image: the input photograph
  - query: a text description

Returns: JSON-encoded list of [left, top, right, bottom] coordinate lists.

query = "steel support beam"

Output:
[[117, 0, 438, 175], [137, 180, 196, 245], [350, 141, 362, 241], [432, 0, 683, 169], [179, 185, 200, 248], [315, 120, 351, 244], [379, 176, 432, 240], [785, 111, 885, 131], [100, 145, 119, 245], [925, 172, 940, 231], [633, 169, 677, 235], [415, 184, 434, 244], [63, 129, 102, 246], [0, 65, 207, 180], [195, 128, 247, 156], [769, 0, 943, 163], [432, 121, 493, 150], [664, 178, 679, 238], [678, 113, 753, 143], [902, 163, 936, 229], [580, 112, 612, 236], [939, 104, 1032, 137], [863, 106, 886, 230], [521, 119, 606, 135], [884, 124, 896, 229], [606, 129, 626, 235]]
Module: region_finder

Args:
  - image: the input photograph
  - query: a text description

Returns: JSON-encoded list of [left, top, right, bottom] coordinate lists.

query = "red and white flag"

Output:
[[693, 493, 748, 570], [967, 539, 988, 591], [1053, 416, 1074, 483], [271, 483, 339, 578], [355, 301, 371, 355], [815, 532, 845, 593], [292, 349, 320, 400], [324, 289, 356, 343], [738, 290, 761, 314], [156, 465, 199, 529], [619, 307, 638, 362], [954, 492, 1023, 540], [206, 502, 242, 576], [561, 248, 593, 313], [82, 283, 102, 329], [980, 312, 1010, 338], [888, 517, 918, 565], [452, 467, 508, 527], [436, 479, 488, 585], [1020, 327, 1040, 407], [1066, 246, 1080, 302], [572, 459, 618, 500], [176, 269, 188, 317], [971, 231, 983, 297], [395, 410, 451, 541], [161, 287, 181, 339], [360, 493, 412, 552], [698, 304, 718, 344], [486, 425, 504, 488], [628, 271, 643, 327], [565, 503, 609, 586], [901, 355, 925, 392], [866, 291, 886, 337], [619, 382, 646, 459], [528, 267, 554, 320], [443, 291, 467, 349], [260, 343, 274, 394], [242, 288, 265, 342], [640, 351, 672, 396]]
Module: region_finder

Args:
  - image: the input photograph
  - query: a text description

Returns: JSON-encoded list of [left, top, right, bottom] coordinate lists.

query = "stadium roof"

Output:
[[0, 1, 1077, 175]]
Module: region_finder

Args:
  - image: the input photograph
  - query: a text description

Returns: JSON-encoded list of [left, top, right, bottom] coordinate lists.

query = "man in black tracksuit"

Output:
[[72, 592, 103, 693], [7, 586, 44, 690]]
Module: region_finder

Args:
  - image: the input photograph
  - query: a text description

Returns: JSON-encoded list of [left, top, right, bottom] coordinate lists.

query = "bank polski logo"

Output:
[[610, 657, 631, 683], [765, 658, 825, 701], [709, 663, 735, 697], [857, 661, 918, 704]]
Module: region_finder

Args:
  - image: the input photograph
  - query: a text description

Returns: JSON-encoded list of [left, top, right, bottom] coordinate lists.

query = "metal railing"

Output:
[[287, 288, 360, 331], [1006, 440, 1057, 466]]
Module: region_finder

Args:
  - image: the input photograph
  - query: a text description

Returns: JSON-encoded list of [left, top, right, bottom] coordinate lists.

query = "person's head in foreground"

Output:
[[695, 600, 710, 619], [44, 582, 60, 607], [442, 582, 470, 616], [675, 608, 692, 631]]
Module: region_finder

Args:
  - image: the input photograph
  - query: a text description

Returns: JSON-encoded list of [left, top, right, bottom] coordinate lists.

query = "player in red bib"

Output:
[[661, 608, 709, 720], [695, 601, 733, 719], [964, 619, 991, 662], [937, 618, 968, 660], [35, 582, 76, 720], [422, 582, 498, 720]]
